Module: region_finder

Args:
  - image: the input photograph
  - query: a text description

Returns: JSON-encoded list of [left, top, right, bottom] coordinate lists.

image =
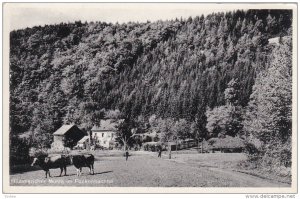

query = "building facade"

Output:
[[91, 119, 122, 149]]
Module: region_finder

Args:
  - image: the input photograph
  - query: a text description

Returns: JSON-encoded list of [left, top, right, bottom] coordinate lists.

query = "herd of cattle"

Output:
[[31, 154, 95, 178]]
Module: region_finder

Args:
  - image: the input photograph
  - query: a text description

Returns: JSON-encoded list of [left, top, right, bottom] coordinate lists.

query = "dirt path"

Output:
[[10, 155, 290, 187]]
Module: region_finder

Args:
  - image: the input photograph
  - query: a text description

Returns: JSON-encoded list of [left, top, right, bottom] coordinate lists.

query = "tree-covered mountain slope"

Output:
[[10, 9, 292, 141]]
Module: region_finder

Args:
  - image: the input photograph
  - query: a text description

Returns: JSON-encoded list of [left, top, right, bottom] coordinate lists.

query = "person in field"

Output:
[[158, 148, 162, 158], [125, 150, 129, 161]]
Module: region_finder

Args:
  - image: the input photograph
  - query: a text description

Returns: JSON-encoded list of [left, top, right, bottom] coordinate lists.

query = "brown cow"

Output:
[[31, 155, 67, 178]]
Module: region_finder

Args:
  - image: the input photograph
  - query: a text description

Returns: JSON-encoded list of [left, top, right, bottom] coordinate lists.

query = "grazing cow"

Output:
[[31, 155, 67, 178], [70, 154, 94, 176]]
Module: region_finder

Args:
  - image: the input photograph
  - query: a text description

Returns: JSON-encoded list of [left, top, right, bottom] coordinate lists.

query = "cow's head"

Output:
[[31, 157, 39, 166]]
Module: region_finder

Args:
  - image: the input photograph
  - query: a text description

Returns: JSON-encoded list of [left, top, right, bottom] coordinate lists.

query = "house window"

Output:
[[102, 133, 104, 137]]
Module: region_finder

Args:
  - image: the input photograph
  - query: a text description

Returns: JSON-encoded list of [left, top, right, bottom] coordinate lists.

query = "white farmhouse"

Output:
[[91, 119, 122, 149]]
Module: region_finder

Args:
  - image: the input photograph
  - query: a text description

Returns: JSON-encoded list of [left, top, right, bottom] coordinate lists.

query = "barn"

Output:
[[51, 124, 86, 150]]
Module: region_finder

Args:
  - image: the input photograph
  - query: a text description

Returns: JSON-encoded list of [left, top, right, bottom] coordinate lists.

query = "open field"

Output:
[[169, 152, 247, 169], [10, 151, 290, 187]]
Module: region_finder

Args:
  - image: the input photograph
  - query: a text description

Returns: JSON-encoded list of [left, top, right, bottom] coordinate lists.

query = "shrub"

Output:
[[29, 147, 48, 157], [143, 143, 149, 151], [10, 136, 31, 166], [48, 147, 71, 155], [149, 145, 156, 152], [153, 136, 160, 142], [143, 136, 152, 143], [244, 142, 260, 154], [244, 142, 261, 163], [280, 148, 291, 167], [143, 142, 162, 152]]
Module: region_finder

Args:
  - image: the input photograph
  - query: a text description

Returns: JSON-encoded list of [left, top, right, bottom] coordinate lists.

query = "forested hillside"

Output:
[[10, 9, 292, 152]]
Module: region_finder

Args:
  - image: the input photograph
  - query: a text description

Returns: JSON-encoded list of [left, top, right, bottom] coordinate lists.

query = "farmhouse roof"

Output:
[[91, 119, 123, 131], [18, 131, 32, 139], [184, 138, 195, 142], [143, 131, 157, 138], [268, 37, 280, 45], [168, 142, 177, 145], [78, 136, 90, 144], [268, 36, 291, 46], [144, 141, 159, 145], [53, 124, 76, 135]]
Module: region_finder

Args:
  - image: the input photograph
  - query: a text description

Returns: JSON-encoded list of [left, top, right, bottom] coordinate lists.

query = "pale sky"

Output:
[[4, 3, 294, 31], [5, 3, 232, 31]]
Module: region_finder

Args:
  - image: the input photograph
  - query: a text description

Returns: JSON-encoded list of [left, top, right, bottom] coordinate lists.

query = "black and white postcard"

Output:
[[2, 2, 298, 194]]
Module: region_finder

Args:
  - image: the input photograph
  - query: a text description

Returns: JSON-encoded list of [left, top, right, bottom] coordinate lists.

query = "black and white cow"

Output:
[[70, 154, 94, 176], [31, 155, 67, 178]]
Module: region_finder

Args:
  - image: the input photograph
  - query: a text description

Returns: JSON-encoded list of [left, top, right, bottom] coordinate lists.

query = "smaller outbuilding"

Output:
[[75, 136, 90, 150]]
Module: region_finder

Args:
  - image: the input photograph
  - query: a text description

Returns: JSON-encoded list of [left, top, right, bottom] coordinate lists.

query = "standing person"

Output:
[[157, 147, 162, 158], [157, 146, 162, 158], [125, 150, 129, 161]]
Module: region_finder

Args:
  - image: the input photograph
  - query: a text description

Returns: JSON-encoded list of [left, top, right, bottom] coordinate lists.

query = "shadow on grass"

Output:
[[64, 171, 113, 176], [10, 164, 41, 175], [93, 170, 113, 175], [54, 173, 77, 177], [10, 165, 79, 176]]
